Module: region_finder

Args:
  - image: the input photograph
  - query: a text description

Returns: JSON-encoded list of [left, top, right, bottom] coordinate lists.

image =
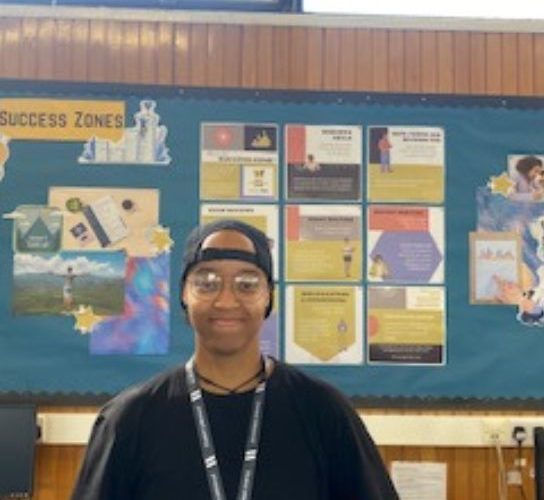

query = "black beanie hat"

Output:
[[180, 219, 274, 318]]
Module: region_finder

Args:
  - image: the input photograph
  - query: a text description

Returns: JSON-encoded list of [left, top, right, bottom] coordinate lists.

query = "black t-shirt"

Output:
[[72, 361, 398, 500]]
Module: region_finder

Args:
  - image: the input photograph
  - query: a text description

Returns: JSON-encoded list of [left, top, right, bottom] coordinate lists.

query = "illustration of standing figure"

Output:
[[369, 254, 390, 280], [342, 237, 355, 277], [303, 153, 321, 172], [377, 131, 392, 173]]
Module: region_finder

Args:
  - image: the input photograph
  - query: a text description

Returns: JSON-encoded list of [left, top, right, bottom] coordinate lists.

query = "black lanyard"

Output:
[[185, 357, 269, 500]]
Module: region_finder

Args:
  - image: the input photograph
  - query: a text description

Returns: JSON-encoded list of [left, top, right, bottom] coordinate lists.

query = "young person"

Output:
[[72, 219, 398, 500]]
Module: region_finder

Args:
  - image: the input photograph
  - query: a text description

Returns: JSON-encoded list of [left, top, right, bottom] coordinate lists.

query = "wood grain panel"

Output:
[[323, 28, 340, 90], [206, 24, 224, 87], [37, 19, 55, 80], [53, 20, 72, 81], [0, 18, 22, 78], [469, 32, 486, 94], [371, 30, 388, 91], [256, 26, 273, 88], [420, 31, 437, 93], [501, 33, 518, 95], [241, 25, 258, 88], [156, 22, 174, 85], [222, 24, 241, 88], [189, 24, 207, 86], [339, 29, 356, 91], [534, 33, 544, 95], [404, 31, 421, 93], [388, 30, 404, 92], [121, 22, 140, 84], [437, 31, 454, 93], [173, 23, 190, 86], [289, 26, 307, 90], [485, 33, 502, 95], [305, 27, 323, 90], [20, 18, 38, 79], [105, 20, 122, 83], [355, 29, 372, 91], [88, 19, 107, 82], [71, 19, 89, 81], [453, 31, 470, 94], [271, 26, 289, 90], [518, 33, 534, 96], [139, 22, 157, 84]]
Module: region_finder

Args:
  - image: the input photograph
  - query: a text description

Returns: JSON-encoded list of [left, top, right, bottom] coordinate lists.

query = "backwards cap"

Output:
[[180, 219, 274, 317]]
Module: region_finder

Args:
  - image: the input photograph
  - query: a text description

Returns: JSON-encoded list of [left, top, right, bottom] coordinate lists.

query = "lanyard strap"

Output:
[[186, 358, 268, 500]]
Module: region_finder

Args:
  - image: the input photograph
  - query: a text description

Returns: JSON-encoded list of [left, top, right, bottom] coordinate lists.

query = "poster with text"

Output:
[[367, 126, 445, 203], [285, 204, 362, 281], [285, 285, 363, 365], [367, 205, 444, 284], [367, 286, 445, 365], [200, 203, 279, 280], [200, 123, 278, 201], [285, 124, 362, 200]]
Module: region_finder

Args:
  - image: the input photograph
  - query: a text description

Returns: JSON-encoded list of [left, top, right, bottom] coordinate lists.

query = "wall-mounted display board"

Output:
[[1, 80, 544, 405]]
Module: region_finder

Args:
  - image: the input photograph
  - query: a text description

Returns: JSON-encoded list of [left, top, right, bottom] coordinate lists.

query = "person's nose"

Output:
[[213, 280, 240, 308]]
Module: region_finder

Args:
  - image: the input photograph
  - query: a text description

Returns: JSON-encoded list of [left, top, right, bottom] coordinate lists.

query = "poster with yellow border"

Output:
[[285, 204, 362, 281], [367, 286, 445, 365], [285, 285, 363, 365]]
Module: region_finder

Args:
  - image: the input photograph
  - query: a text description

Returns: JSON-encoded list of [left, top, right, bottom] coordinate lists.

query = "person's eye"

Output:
[[193, 273, 221, 293], [235, 275, 261, 294]]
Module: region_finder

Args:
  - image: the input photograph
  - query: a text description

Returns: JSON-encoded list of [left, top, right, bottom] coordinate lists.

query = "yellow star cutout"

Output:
[[488, 172, 514, 197], [150, 226, 174, 254], [73, 305, 102, 334]]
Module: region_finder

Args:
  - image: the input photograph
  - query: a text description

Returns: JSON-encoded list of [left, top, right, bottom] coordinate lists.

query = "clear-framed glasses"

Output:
[[187, 268, 268, 302]]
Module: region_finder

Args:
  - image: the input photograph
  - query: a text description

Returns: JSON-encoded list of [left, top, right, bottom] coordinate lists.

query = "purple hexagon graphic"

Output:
[[370, 231, 443, 283]]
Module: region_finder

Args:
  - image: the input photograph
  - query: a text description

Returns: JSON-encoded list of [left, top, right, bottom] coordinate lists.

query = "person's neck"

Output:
[[193, 348, 264, 394]]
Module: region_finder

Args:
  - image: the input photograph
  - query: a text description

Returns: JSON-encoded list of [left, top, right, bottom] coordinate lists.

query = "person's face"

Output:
[[182, 230, 270, 357], [529, 165, 543, 181]]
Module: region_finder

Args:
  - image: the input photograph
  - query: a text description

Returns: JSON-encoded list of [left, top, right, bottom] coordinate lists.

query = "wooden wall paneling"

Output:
[[387, 29, 405, 92], [37, 19, 55, 80], [206, 24, 224, 87], [241, 25, 258, 88], [0, 18, 22, 78], [534, 33, 544, 95], [105, 20, 123, 83], [173, 23, 190, 86], [71, 19, 89, 81], [371, 29, 388, 91], [288, 26, 308, 90], [469, 33, 486, 94], [420, 31, 438, 93], [354, 28, 373, 91], [139, 22, 157, 84], [53, 19, 72, 81], [452, 448, 471, 499], [271, 26, 290, 89], [485, 33, 502, 94], [453, 32, 470, 94], [256, 25, 273, 88], [305, 27, 323, 90], [517, 33, 534, 96], [322, 28, 340, 90], [156, 22, 174, 85], [222, 24, 241, 88], [436, 31, 454, 93], [121, 22, 140, 84], [469, 447, 489, 500], [404, 30, 421, 93], [88, 19, 107, 82], [501, 33, 518, 95], [20, 18, 38, 79], [189, 24, 208, 86], [338, 29, 356, 90]]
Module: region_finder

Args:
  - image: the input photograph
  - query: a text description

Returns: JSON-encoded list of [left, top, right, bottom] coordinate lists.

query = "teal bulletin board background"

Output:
[[1, 80, 544, 403]]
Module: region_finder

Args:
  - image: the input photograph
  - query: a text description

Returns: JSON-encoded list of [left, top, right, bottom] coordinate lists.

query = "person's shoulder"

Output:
[[98, 364, 186, 431], [273, 360, 354, 415]]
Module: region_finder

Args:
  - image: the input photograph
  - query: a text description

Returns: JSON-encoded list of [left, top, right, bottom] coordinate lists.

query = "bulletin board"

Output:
[[1, 79, 544, 406]]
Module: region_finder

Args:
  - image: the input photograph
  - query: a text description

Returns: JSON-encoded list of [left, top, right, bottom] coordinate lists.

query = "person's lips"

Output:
[[210, 317, 244, 327]]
